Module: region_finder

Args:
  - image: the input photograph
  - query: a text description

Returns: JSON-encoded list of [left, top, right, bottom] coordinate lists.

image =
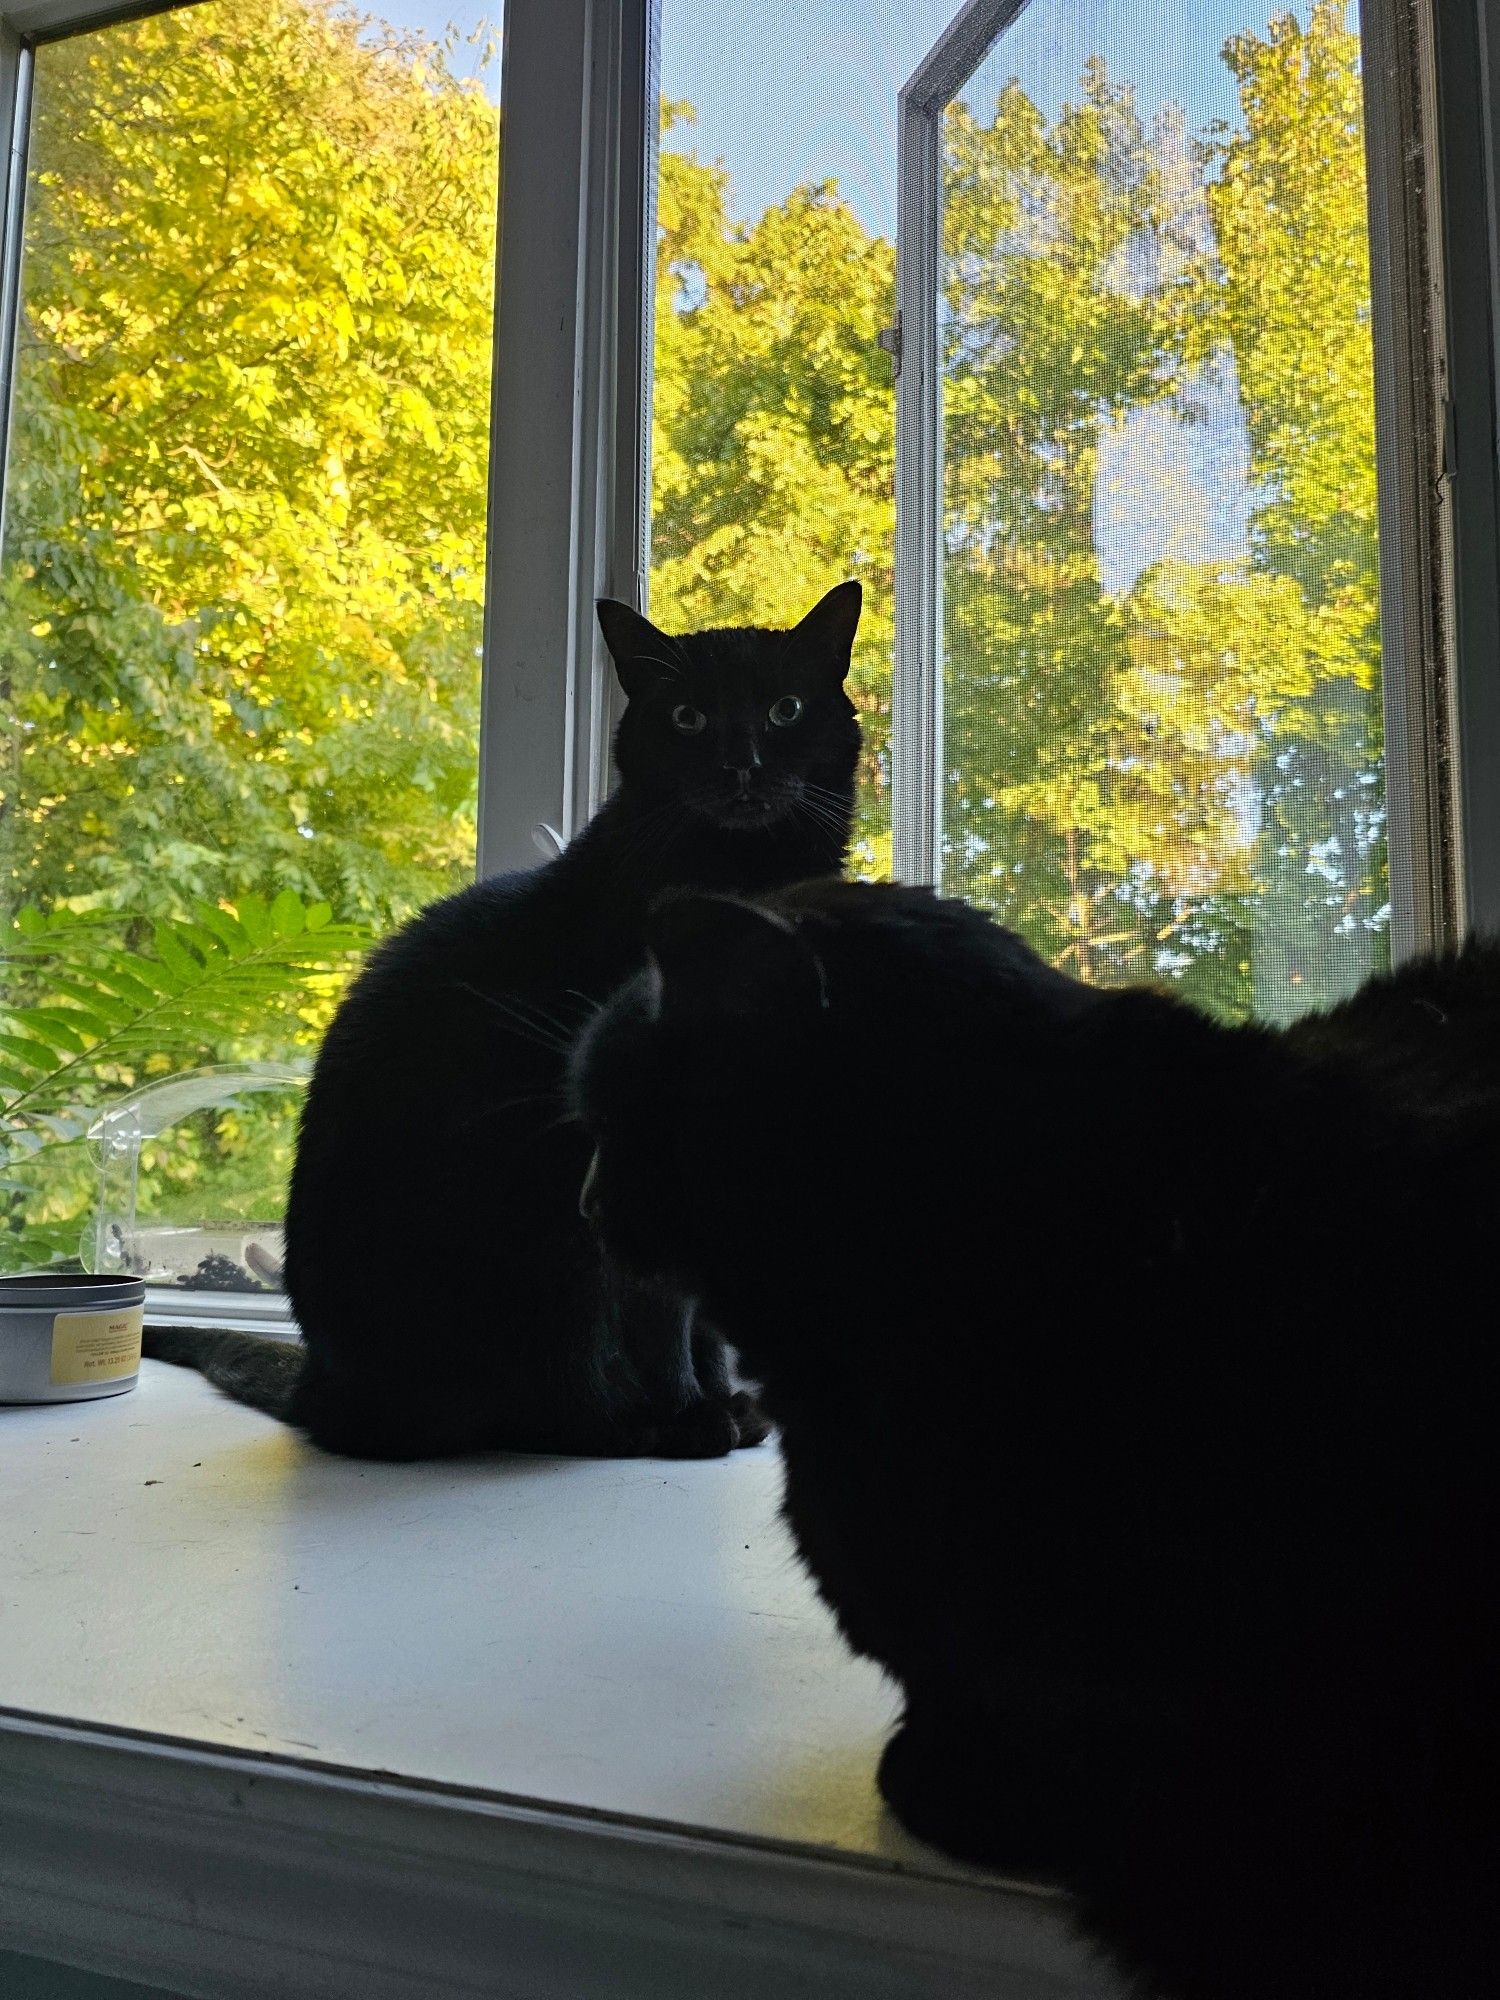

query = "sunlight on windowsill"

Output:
[[3, 1359, 925, 1863]]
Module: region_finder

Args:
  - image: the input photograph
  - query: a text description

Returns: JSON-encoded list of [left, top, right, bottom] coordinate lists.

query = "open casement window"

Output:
[[890, 0, 1498, 1022]]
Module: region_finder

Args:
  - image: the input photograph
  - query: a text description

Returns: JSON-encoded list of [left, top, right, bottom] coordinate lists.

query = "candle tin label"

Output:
[[50, 1308, 144, 1388]]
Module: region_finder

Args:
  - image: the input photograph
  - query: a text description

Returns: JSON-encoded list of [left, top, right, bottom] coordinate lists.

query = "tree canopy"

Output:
[[2, 0, 497, 925]]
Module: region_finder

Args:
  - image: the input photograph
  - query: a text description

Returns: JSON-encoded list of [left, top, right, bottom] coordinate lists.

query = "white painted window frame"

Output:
[[890, 0, 1031, 888], [890, 0, 1500, 954], [478, 0, 657, 872]]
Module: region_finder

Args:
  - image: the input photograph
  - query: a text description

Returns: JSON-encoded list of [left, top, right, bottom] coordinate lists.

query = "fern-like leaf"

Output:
[[0, 892, 370, 1125]]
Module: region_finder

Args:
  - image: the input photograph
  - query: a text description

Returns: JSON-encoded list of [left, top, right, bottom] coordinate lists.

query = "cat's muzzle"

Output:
[[709, 782, 783, 828]]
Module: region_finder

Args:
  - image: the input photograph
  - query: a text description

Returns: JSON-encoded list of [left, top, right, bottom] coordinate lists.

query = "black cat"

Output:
[[570, 877, 1499, 2000], [144, 582, 862, 1459]]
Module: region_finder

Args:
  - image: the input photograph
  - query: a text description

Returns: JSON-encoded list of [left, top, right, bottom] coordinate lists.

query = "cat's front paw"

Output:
[[654, 1397, 739, 1458], [727, 1388, 772, 1448]]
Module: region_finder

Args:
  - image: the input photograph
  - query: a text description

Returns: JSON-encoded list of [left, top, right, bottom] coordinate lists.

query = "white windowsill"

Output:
[[0, 1365, 1121, 1998], [140, 1286, 297, 1335]]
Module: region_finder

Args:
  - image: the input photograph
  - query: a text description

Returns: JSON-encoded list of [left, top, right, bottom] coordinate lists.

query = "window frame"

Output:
[[890, 0, 1030, 889], [1424, 0, 1500, 939], [477, 0, 656, 874], [1360, 0, 1500, 954]]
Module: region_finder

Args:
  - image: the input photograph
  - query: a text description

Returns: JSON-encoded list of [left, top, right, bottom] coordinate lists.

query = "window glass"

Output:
[[0, 0, 500, 1278]]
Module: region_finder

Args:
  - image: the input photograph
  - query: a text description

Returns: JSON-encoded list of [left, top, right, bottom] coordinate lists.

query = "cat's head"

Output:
[[568, 879, 1101, 1309], [596, 581, 861, 835]]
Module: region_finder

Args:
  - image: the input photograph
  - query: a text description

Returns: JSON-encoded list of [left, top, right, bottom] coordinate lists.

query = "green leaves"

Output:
[[0, 892, 371, 1272], [0, 893, 369, 1129], [0, 1032, 55, 1071], [7, 0, 493, 932]]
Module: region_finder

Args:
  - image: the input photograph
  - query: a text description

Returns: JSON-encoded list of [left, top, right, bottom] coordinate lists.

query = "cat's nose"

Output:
[[723, 738, 762, 775]]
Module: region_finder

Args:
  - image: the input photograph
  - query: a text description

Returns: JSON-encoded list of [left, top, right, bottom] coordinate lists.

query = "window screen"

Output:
[[937, 0, 1386, 1020]]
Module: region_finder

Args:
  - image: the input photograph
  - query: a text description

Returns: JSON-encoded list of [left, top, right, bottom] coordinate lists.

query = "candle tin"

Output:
[[0, 1273, 146, 1404]]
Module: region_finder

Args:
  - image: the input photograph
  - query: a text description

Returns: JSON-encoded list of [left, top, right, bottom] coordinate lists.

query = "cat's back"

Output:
[[300, 859, 614, 1127], [1283, 939, 1500, 1134], [332, 851, 624, 1029], [364, 868, 539, 991]]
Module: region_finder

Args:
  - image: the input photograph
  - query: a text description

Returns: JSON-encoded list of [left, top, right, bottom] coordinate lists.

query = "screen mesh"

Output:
[[938, 0, 1387, 1019]]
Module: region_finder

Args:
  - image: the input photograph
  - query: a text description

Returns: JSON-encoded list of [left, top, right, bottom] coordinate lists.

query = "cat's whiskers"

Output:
[[633, 653, 687, 686], [517, 994, 583, 1042], [795, 779, 845, 806], [454, 982, 575, 1056], [808, 806, 848, 835], [451, 1085, 562, 1133], [655, 628, 696, 674], [803, 785, 853, 821], [800, 779, 855, 814], [791, 795, 849, 843]]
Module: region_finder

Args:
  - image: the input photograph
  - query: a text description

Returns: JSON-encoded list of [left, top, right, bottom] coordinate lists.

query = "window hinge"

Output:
[[876, 313, 902, 379]]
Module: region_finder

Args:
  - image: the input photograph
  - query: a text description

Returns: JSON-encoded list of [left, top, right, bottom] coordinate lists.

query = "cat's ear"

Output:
[[596, 600, 680, 701], [645, 895, 828, 1023], [784, 579, 861, 687]]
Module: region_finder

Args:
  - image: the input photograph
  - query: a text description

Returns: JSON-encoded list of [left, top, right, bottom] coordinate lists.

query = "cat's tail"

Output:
[[141, 1324, 303, 1421]]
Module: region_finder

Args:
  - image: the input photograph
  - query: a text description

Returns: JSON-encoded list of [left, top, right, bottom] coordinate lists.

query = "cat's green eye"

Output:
[[671, 703, 707, 735], [768, 695, 804, 728]]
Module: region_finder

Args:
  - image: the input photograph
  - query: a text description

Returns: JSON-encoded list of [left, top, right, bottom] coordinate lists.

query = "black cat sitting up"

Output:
[[571, 877, 1499, 2000], [146, 582, 862, 1460]]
